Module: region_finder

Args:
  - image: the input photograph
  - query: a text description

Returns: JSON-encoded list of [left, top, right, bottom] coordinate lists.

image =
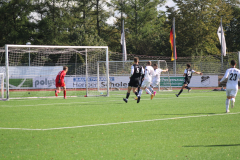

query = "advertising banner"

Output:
[[160, 77, 184, 87], [32, 76, 129, 89], [31, 75, 218, 89], [161, 75, 218, 87], [188, 75, 218, 87]]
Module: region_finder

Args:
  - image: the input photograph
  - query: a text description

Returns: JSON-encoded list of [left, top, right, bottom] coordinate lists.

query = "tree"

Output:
[[109, 0, 167, 56], [0, 0, 34, 46], [166, 0, 233, 57], [225, 4, 240, 52]]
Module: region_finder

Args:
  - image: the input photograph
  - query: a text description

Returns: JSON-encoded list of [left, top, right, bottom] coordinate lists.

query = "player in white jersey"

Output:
[[137, 61, 156, 103], [219, 60, 240, 113], [148, 63, 168, 96]]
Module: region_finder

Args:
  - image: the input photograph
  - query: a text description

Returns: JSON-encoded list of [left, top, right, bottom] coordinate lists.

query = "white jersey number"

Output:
[[187, 71, 192, 77], [136, 68, 139, 73]]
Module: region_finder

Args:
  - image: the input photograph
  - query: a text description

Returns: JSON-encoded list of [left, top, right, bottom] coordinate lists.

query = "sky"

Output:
[[158, 0, 175, 11], [106, 0, 176, 25]]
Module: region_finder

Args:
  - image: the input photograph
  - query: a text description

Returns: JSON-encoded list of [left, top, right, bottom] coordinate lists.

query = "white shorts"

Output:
[[141, 80, 151, 88], [226, 89, 238, 97], [151, 80, 160, 87]]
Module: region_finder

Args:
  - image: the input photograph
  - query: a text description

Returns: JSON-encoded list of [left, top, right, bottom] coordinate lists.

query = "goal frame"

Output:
[[97, 60, 172, 91], [0, 73, 4, 99], [5, 44, 109, 100]]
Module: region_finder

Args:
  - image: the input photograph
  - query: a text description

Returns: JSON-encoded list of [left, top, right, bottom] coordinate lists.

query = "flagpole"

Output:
[[122, 19, 124, 61], [173, 17, 176, 76], [221, 16, 223, 72]]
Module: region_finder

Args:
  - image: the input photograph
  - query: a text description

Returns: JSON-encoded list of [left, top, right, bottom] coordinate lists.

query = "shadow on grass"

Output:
[[183, 144, 240, 147], [152, 113, 223, 116]]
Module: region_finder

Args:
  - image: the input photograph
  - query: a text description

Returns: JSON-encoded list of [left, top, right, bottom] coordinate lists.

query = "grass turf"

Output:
[[1, 90, 240, 159]]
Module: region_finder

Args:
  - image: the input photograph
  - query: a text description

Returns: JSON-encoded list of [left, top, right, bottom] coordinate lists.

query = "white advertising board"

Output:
[[32, 75, 218, 89], [188, 75, 218, 87], [33, 76, 128, 89]]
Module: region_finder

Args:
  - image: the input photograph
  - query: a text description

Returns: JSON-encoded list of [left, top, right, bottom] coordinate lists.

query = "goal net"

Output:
[[97, 60, 172, 94], [4, 45, 109, 100]]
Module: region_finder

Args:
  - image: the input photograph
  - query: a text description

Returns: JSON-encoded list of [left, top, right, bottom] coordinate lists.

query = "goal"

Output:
[[97, 60, 172, 92], [4, 45, 109, 100], [0, 73, 4, 100]]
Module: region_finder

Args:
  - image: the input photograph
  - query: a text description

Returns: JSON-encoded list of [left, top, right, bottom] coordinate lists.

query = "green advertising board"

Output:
[[160, 77, 184, 87]]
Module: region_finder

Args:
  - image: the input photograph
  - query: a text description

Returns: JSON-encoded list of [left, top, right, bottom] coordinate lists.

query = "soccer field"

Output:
[[1, 90, 240, 159]]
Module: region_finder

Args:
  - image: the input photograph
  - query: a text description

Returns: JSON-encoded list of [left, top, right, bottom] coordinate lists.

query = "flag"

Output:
[[121, 22, 127, 61], [217, 25, 227, 56], [169, 25, 177, 61]]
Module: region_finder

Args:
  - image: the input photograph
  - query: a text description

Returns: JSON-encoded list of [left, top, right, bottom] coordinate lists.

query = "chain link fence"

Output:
[[1, 47, 239, 76]]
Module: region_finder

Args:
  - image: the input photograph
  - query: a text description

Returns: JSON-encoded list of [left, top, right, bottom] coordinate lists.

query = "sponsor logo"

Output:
[[72, 82, 97, 88], [35, 78, 55, 87], [73, 77, 114, 82], [101, 81, 128, 88], [201, 76, 210, 86]]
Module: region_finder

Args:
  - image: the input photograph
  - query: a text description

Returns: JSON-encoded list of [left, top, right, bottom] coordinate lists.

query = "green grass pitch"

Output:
[[1, 90, 240, 159]]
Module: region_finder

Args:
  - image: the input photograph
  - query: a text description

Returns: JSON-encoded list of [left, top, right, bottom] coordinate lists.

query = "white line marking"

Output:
[[0, 112, 239, 131], [0, 96, 220, 107]]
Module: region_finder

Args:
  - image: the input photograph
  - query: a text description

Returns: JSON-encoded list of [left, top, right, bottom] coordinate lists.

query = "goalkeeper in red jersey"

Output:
[[55, 66, 68, 99]]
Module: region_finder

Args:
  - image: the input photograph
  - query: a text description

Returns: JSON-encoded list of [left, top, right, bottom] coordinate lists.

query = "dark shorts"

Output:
[[128, 79, 139, 88], [183, 78, 190, 85]]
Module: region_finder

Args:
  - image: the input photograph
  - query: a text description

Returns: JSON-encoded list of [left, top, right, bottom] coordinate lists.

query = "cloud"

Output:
[[158, 0, 176, 11]]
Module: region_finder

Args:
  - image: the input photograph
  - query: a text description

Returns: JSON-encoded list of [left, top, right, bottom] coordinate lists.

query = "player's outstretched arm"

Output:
[[162, 69, 168, 72], [220, 69, 229, 83], [195, 71, 203, 75]]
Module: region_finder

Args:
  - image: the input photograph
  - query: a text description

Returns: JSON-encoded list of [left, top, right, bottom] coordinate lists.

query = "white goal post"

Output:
[[0, 73, 4, 99], [4, 44, 109, 100], [97, 60, 172, 92]]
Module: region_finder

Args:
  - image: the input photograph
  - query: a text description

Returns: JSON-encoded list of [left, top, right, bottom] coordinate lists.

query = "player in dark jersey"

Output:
[[133, 72, 145, 101], [176, 63, 202, 97], [123, 57, 144, 103]]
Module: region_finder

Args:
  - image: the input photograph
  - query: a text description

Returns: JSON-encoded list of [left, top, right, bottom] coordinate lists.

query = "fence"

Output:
[[0, 47, 239, 76]]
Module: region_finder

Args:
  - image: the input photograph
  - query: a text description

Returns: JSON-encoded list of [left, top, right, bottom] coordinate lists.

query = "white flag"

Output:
[[217, 25, 227, 56], [121, 23, 127, 61]]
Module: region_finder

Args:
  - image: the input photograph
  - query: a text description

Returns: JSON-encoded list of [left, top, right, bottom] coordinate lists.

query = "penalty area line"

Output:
[[0, 112, 240, 131]]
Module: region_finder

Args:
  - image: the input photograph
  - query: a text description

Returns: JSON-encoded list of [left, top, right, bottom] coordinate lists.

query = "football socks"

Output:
[[148, 87, 154, 94], [226, 99, 230, 112], [231, 98, 235, 108], [145, 88, 152, 95], [64, 90, 66, 99], [138, 89, 143, 97], [134, 91, 138, 96], [185, 86, 190, 89], [177, 89, 183, 96], [126, 93, 130, 99]]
